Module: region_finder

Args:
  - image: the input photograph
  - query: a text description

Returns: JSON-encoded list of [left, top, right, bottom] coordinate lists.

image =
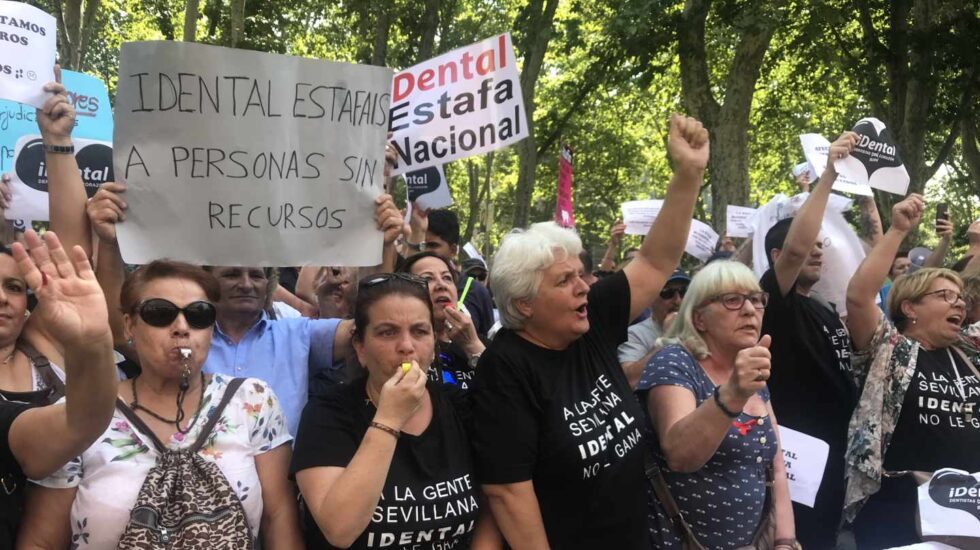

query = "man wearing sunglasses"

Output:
[[618, 268, 690, 388], [759, 132, 861, 549]]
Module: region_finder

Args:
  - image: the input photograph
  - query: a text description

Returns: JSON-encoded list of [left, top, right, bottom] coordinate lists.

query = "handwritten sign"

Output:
[[799, 133, 872, 197], [833, 118, 910, 195], [5, 135, 112, 221], [726, 205, 756, 239], [0, 1, 55, 108], [778, 426, 830, 508], [114, 41, 392, 267], [405, 164, 452, 210], [621, 199, 718, 262], [389, 33, 527, 175]]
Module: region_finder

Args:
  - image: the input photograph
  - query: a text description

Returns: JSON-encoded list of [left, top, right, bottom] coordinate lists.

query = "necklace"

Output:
[[130, 372, 207, 435]]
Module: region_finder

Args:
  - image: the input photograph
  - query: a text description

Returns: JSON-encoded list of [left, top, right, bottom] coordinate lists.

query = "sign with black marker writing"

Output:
[[0, 1, 55, 109], [389, 33, 527, 175], [833, 117, 909, 195], [113, 41, 392, 266]]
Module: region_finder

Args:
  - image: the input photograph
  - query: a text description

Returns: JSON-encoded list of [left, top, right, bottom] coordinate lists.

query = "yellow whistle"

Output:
[[401, 362, 412, 373]]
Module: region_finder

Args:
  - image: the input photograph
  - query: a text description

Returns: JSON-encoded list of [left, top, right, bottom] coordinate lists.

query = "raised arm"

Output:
[[623, 115, 708, 321], [846, 194, 924, 350], [38, 68, 92, 259], [924, 215, 953, 268], [857, 195, 884, 247], [598, 220, 625, 272], [772, 132, 858, 296], [86, 182, 129, 347], [7, 231, 117, 479]]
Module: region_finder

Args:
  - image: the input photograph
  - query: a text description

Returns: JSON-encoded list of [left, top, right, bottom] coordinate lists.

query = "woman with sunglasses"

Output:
[[843, 195, 980, 548], [636, 261, 796, 549], [292, 273, 499, 549], [19, 260, 302, 548], [399, 252, 485, 390]]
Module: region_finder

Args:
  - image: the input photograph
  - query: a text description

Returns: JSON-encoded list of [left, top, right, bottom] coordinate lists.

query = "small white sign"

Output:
[[463, 242, 483, 262], [405, 164, 453, 210], [726, 205, 757, 239], [0, 1, 56, 108], [621, 199, 717, 262], [778, 426, 830, 508], [799, 133, 873, 197], [686, 220, 719, 262]]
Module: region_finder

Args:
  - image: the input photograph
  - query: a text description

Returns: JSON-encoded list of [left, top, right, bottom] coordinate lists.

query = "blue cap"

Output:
[[666, 268, 691, 284]]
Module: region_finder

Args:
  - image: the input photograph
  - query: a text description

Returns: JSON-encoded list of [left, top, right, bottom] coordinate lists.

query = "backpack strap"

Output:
[[644, 449, 707, 550], [190, 377, 246, 453], [16, 340, 64, 399]]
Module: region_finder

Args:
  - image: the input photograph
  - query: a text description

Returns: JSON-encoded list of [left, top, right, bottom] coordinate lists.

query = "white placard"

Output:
[[405, 164, 452, 210], [463, 242, 483, 262], [726, 205, 756, 239], [778, 426, 830, 508], [389, 33, 527, 176], [792, 161, 817, 184], [833, 118, 910, 195], [918, 468, 980, 539], [113, 41, 392, 267], [800, 133, 873, 197], [621, 199, 717, 262], [0, 1, 55, 108], [5, 134, 113, 221]]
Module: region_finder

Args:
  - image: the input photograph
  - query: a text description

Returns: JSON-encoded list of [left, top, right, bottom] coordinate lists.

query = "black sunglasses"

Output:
[[361, 272, 429, 290], [136, 299, 217, 329], [659, 287, 687, 300]]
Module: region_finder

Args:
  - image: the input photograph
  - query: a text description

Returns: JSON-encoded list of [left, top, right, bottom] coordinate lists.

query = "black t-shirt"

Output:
[[759, 269, 858, 448], [470, 270, 647, 550], [428, 341, 476, 390], [291, 378, 481, 550], [885, 347, 980, 472], [0, 401, 30, 548]]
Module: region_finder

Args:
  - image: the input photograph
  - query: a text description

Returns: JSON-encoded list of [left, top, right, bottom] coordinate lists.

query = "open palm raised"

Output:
[[12, 231, 110, 349]]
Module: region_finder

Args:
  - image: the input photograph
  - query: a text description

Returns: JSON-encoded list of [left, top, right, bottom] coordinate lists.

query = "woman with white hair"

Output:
[[471, 115, 709, 550], [637, 261, 797, 549]]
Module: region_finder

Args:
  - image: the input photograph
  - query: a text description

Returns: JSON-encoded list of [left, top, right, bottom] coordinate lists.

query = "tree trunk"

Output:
[[371, 0, 391, 66], [228, 0, 246, 48], [511, 0, 560, 229], [184, 0, 201, 42], [417, 0, 440, 60], [55, 0, 100, 70], [462, 153, 494, 246], [963, 117, 980, 198], [677, 0, 779, 231]]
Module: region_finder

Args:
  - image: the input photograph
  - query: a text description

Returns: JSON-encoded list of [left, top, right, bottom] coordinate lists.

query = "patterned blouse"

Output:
[[34, 375, 292, 548], [843, 315, 980, 523]]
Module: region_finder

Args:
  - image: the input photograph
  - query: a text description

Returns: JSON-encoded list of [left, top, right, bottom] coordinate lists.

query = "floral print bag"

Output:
[[116, 377, 254, 549]]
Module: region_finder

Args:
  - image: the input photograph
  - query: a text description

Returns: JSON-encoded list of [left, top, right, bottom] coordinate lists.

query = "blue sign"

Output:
[[0, 69, 111, 172]]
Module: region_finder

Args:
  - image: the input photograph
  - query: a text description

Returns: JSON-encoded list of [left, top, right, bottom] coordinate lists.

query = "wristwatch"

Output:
[[406, 241, 424, 251], [43, 143, 74, 154]]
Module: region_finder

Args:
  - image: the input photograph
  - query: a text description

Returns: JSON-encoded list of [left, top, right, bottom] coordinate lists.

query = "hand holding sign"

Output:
[[667, 114, 709, 177], [891, 193, 925, 233], [87, 182, 127, 244], [36, 66, 74, 147], [824, 132, 859, 177], [375, 193, 408, 245], [834, 117, 910, 195]]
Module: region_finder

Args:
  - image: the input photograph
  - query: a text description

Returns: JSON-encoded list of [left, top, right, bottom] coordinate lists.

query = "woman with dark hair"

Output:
[[399, 252, 485, 389], [20, 260, 302, 548], [292, 273, 499, 549]]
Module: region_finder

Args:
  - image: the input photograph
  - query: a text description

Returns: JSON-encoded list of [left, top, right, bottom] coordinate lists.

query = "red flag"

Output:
[[555, 143, 574, 227]]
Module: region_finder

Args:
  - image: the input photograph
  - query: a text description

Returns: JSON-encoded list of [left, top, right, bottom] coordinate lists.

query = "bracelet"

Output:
[[43, 143, 74, 154], [713, 387, 741, 418], [775, 538, 801, 550], [369, 421, 400, 439], [405, 241, 422, 251]]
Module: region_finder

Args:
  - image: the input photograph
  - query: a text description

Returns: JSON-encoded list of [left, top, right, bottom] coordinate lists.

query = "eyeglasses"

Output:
[[701, 291, 769, 311], [659, 287, 687, 300], [360, 272, 429, 290], [922, 289, 965, 305], [136, 299, 217, 329]]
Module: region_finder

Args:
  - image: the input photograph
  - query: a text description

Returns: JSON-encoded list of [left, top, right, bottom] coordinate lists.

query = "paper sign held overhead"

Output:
[[799, 134, 872, 197], [620, 199, 718, 262], [833, 118, 909, 195], [5, 135, 113, 221], [0, 1, 55, 109], [726, 205, 756, 239], [405, 164, 452, 210], [389, 33, 527, 176], [114, 41, 392, 267]]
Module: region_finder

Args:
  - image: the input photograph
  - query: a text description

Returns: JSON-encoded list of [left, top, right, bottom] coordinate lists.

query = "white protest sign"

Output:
[[405, 164, 453, 210], [114, 41, 392, 267], [0, 2, 55, 109], [792, 161, 817, 184], [833, 118, 909, 195], [389, 33, 527, 176], [621, 200, 718, 262], [5, 135, 113, 221], [918, 468, 980, 540], [800, 133, 873, 197], [463, 242, 483, 262], [726, 205, 756, 239], [778, 426, 830, 508]]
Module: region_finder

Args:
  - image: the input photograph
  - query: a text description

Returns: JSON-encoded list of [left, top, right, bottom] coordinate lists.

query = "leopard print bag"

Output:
[[116, 378, 255, 549]]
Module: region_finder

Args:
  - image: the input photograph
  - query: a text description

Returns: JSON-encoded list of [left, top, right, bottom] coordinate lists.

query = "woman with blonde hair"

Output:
[[844, 194, 980, 548], [637, 260, 797, 549]]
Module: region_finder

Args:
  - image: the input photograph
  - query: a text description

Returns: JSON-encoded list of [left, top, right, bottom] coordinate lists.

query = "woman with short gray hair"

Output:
[[471, 114, 711, 550]]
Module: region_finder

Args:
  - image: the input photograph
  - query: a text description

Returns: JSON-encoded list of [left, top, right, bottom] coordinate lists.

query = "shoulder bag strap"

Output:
[[114, 398, 168, 454], [16, 340, 64, 398], [950, 345, 980, 380], [644, 449, 707, 550], [190, 377, 246, 453]]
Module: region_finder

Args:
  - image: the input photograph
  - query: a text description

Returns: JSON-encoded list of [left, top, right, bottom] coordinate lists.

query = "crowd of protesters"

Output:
[[0, 70, 974, 550]]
